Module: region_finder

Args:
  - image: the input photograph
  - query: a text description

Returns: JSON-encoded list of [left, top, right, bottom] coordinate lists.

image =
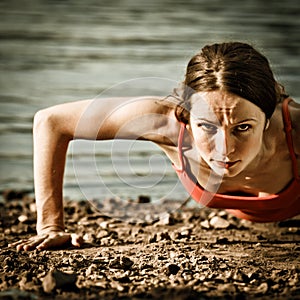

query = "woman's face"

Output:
[[189, 90, 266, 177]]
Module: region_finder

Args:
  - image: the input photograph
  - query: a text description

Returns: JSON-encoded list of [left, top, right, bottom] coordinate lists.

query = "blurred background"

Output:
[[0, 0, 299, 202]]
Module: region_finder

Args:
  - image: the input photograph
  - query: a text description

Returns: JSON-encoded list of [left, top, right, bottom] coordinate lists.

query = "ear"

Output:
[[264, 119, 270, 130]]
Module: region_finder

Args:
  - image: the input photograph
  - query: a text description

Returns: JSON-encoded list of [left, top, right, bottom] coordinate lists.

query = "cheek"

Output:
[[237, 134, 262, 157], [194, 133, 214, 155]]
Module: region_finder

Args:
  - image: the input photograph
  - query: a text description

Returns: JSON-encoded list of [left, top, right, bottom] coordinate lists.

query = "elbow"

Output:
[[33, 107, 74, 140], [33, 108, 55, 133]]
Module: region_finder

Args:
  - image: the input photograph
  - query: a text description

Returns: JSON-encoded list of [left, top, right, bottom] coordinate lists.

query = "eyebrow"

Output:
[[194, 118, 258, 124]]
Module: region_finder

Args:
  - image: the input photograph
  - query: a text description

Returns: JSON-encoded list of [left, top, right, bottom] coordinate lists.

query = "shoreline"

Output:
[[0, 190, 300, 299]]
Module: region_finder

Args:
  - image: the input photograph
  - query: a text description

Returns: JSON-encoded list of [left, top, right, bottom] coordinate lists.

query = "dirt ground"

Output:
[[0, 190, 299, 300]]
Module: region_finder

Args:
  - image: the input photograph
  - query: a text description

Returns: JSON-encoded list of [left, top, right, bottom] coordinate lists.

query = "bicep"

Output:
[[42, 96, 172, 142]]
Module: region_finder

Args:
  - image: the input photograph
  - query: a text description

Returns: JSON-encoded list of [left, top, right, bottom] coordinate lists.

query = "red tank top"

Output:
[[173, 98, 300, 222]]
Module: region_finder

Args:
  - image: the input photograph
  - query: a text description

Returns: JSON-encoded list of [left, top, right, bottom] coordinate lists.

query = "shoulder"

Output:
[[266, 98, 300, 154], [109, 95, 181, 145]]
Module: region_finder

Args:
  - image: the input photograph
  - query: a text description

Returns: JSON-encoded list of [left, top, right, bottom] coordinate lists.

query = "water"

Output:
[[0, 0, 299, 202]]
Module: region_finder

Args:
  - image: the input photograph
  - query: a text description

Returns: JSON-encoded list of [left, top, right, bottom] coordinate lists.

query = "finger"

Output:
[[9, 234, 48, 249], [22, 237, 48, 251], [8, 239, 25, 247], [36, 237, 55, 250]]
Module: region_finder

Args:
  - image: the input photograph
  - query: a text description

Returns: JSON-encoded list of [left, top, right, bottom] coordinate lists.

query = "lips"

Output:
[[213, 160, 239, 169]]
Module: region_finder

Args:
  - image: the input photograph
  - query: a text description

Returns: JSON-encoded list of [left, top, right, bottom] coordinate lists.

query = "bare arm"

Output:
[[10, 96, 174, 250]]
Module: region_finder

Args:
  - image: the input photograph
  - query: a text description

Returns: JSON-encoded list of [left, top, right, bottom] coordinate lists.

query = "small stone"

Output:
[[109, 256, 134, 270], [232, 269, 248, 282], [217, 210, 228, 218], [18, 215, 28, 223], [148, 233, 157, 243], [3, 189, 25, 201], [29, 202, 37, 213], [157, 213, 175, 226], [121, 256, 134, 269], [165, 263, 180, 275], [216, 237, 229, 244], [157, 231, 171, 241], [208, 211, 217, 219], [137, 195, 151, 203], [96, 230, 110, 239], [209, 216, 230, 229], [180, 226, 193, 237], [99, 221, 110, 229], [42, 270, 77, 293], [85, 264, 98, 277], [200, 220, 210, 229], [255, 282, 268, 294]]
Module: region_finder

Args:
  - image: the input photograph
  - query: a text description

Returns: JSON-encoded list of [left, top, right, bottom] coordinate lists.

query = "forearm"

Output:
[[33, 109, 72, 234]]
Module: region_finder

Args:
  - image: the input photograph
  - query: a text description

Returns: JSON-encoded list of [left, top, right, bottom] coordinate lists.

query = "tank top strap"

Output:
[[282, 98, 300, 179], [176, 122, 186, 172]]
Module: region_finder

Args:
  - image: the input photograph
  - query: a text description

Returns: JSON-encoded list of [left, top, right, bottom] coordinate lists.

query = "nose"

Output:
[[214, 130, 235, 158]]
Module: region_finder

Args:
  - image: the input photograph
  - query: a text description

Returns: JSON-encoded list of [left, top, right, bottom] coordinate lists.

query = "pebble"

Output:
[[137, 195, 151, 204], [255, 282, 269, 294], [29, 202, 37, 213], [156, 213, 175, 226], [165, 263, 180, 276], [18, 215, 28, 223], [2, 192, 300, 300], [42, 270, 77, 293], [109, 256, 134, 270], [3, 189, 27, 201], [209, 216, 230, 229], [148, 233, 157, 243], [157, 231, 171, 241], [200, 220, 210, 229]]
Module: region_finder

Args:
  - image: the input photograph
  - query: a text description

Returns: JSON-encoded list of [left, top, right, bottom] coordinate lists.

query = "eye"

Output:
[[236, 124, 252, 131], [198, 123, 218, 133]]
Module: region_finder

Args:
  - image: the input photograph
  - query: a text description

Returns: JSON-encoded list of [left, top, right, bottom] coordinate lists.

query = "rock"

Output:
[[85, 264, 98, 277], [137, 195, 151, 203], [29, 202, 37, 213], [148, 233, 157, 243], [216, 237, 229, 244], [157, 213, 175, 226], [157, 231, 171, 241], [255, 282, 269, 295], [200, 220, 210, 229], [179, 226, 193, 237], [165, 263, 180, 275], [42, 270, 77, 293], [232, 269, 249, 282], [18, 215, 28, 223], [209, 216, 230, 229], [3, 189, 27, 201], [109, 256, 134, 270]]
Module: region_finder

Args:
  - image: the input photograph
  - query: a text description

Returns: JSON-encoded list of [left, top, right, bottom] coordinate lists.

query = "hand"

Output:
[[8, 232, 83, 251]]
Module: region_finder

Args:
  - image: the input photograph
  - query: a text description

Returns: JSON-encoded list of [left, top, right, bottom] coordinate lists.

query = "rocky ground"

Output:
[[0, 190, 300, 300]]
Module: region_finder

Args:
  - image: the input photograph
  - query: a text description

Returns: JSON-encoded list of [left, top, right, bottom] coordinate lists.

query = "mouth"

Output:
[[212, 160, 240, 169]]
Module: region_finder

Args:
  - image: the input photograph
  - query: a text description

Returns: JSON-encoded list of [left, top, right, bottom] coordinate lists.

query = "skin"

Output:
[[189, 91, 268, 178], [9, 90, 300, 251]]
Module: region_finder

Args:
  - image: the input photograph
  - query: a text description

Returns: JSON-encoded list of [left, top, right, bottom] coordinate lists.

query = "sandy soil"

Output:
[[0, 190, 299, 299]]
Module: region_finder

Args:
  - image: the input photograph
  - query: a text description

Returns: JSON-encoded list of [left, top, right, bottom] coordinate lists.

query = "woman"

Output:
[[10, 42, 300, 251]]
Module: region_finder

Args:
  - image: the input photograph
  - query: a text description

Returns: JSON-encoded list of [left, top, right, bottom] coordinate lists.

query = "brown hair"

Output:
[[175, 42, 288, 124]]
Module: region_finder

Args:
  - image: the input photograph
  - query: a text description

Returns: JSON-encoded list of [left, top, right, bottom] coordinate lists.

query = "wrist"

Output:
[[37, 224, 65, 235]]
